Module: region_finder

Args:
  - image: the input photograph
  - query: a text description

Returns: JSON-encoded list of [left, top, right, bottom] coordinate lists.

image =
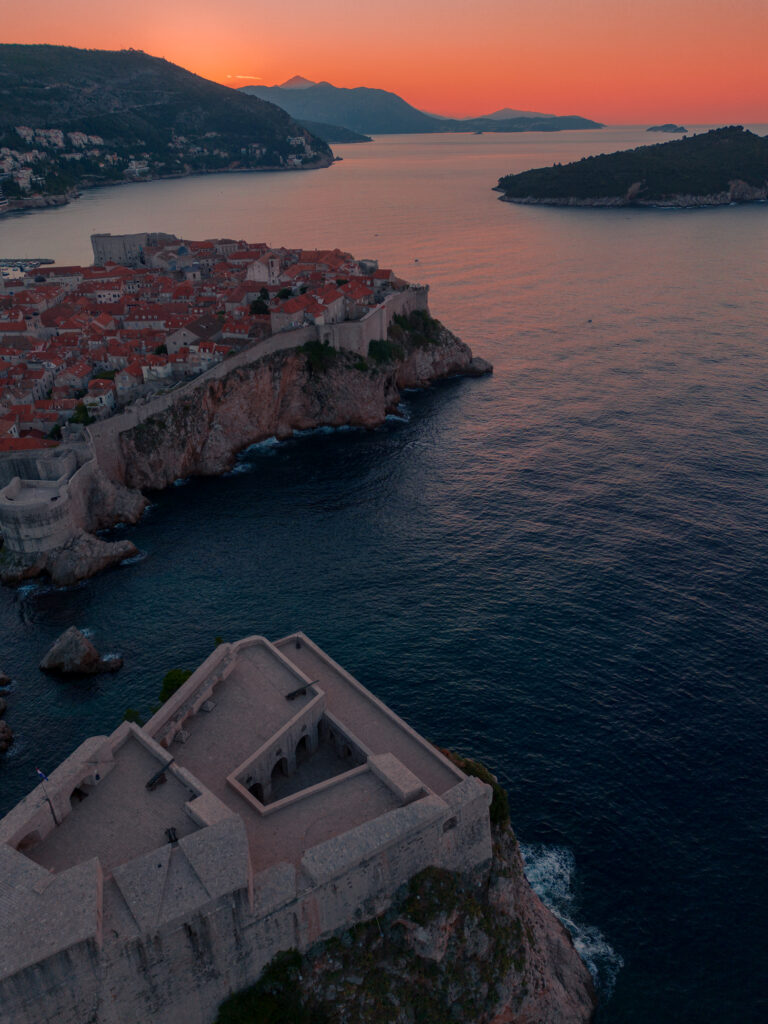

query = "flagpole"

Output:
[[36, 769, 59, 826]]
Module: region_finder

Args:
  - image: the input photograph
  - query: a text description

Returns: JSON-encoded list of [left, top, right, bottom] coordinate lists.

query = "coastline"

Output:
[[496, 187, 768, 208], [0, 320, 491, 586], [0, 155, 335, 218]]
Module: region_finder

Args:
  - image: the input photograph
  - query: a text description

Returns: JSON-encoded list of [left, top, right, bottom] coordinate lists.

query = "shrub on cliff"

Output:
[[368, 338, 404, 364], [216, 950, 328, 1024], [439, 748, 511, 826], [159, 668, 192, 703], [302, 339, 338, 373]]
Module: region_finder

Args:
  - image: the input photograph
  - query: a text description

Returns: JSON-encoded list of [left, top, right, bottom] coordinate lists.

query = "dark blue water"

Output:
[[2, 130, 768, 1022]]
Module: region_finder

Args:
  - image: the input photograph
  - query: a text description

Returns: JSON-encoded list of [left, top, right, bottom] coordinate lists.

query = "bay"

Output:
[[2, 127, 768, 1022]]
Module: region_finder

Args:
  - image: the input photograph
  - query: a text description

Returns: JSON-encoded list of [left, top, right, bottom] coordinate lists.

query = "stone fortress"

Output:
[[0, 232, 433, 580], [0, 632, 492, 1024]]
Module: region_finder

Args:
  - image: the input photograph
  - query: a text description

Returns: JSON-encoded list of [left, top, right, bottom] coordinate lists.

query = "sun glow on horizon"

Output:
[[3, 0, 767, 124]]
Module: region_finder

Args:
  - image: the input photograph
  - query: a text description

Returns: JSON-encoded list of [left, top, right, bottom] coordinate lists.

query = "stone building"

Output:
[[0, 632, 492, 1024]]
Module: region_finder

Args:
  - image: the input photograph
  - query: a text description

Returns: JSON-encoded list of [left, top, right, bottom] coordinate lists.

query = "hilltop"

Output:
[[495, 126, 768, 207], [240, 80, 602, 135], [0, 45, 332, 207]]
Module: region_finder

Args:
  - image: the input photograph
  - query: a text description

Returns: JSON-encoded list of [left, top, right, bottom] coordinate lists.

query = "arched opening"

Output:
[[248, 781, 264, 802], [271, 757, 289, 780], [296, 735, 310, 763]]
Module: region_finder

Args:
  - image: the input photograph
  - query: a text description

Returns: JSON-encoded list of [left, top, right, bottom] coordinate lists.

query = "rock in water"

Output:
[[0, 697, 6, 716], [0, 671, 10, 686], [40, 626, 123, 675], [0, 720, 13, 753], [46, 531, 138, 587]]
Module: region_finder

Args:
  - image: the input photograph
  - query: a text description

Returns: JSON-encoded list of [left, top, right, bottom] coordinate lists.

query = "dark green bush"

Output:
[[215, 951, 327, 1024], [368, 338, 404, 364], [159, 668, 192, 704]]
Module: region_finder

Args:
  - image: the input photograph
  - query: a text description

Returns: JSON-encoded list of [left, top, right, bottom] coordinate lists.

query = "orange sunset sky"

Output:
[[4, 0, 767, 124]]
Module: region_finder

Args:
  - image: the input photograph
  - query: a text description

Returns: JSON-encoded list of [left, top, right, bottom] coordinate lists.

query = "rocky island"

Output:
[[495, 125, 768, 207], [0, 45, 332, 214], [0, 234, 491, 585], [647, 123, 687, 133]]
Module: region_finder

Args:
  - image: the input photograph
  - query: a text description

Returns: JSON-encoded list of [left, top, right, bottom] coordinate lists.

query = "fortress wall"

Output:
[[0, 479, 75, 554], [0, 941, 102, 1024], [323, 286, 430, 356], [87, 290, 426, 482], [0, 449, 79, 490], [0, 778, 491, 1024]]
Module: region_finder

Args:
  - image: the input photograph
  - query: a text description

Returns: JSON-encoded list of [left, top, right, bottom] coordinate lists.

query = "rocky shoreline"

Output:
[[0, 157, 334, 218], [496, 181, 768, 208], [0, 321, 491, 585], [218, 822, 597, 1024], [117, 324, 490, 490]]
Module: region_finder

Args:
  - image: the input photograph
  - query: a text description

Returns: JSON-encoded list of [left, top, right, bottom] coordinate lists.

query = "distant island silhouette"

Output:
[[495, 126, 768, 207], [240, 78, 603, 136], [647, 124, 688, 133]]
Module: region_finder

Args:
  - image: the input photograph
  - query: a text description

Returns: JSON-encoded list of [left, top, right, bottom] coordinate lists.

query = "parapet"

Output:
[[0, 632, 492, 1024]]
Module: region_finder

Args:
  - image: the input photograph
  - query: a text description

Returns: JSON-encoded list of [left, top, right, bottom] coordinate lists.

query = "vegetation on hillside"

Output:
[[0, 44, 331, 199], [497, 126, 768, 201]]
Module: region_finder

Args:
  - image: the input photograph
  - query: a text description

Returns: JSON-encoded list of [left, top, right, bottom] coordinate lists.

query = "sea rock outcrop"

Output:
[[40, 626, 123, 675], [0, 531, 138, 586], [45, 531, 139, 587], [0, 671, 10, 687]]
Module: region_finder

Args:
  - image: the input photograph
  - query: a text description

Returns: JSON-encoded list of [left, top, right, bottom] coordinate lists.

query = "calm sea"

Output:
[[2, 128, 768, 1022]]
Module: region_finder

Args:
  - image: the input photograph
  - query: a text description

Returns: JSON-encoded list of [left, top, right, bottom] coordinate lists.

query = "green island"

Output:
[[495, 126, 768, 207], [0, 44, 332, 210]]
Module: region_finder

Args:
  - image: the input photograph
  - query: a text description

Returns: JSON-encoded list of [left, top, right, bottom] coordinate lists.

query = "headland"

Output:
[[0, 233, 491, 584], [0, 45, 334, 217]]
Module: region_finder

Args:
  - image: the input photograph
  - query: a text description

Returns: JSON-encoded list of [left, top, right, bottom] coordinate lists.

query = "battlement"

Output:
[[0, 633, 492, 1024]]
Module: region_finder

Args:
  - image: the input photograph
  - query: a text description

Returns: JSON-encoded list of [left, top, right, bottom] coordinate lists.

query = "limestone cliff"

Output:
[[117, 323, 488, 491], [0, 317, 489, 585], [216, 825, 597, 1024]]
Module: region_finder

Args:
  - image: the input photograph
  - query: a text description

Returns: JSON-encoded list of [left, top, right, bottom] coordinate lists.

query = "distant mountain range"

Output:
[[240, 79, 603, 136], [0, 45, 332, 203]]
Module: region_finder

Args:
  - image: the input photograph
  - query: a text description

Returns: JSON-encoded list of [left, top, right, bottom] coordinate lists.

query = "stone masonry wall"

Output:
[[0, 778, 491, 1024]]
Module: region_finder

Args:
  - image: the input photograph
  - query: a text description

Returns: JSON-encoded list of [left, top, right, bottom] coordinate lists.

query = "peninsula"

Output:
[[495, 125, 768, 207], [0, 233, 491, 585], [0, 45, 332, 214], [0, 631, 596, 1023]]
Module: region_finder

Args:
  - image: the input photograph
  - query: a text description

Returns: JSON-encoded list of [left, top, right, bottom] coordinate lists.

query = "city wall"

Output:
[[87, 286, 429, 483], [0, 287, 429, 562]]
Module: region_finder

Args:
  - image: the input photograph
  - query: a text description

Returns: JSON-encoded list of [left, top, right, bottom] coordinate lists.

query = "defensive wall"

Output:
[[0, 288, 428, 562], [0, 445, 90, 555], [87, 285, 429, 484], [0, 632, 492, 1024]]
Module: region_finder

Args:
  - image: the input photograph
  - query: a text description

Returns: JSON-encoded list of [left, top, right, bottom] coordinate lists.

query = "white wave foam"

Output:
[[119, 551, 147, 566], [223, 462, 254, 476], [239, 436, 281, 454], [173, 477, 190, 487], [520, 842, 624, 997]]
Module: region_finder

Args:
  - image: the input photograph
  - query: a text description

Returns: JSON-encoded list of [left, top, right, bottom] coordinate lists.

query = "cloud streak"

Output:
[[227, 74, 262, 80]]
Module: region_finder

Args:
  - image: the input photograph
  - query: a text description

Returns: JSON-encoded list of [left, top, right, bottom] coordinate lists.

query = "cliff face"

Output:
[[217, 825, 597, 1024], [1, 321, 489, 585], [118, 326, 485, 491]]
